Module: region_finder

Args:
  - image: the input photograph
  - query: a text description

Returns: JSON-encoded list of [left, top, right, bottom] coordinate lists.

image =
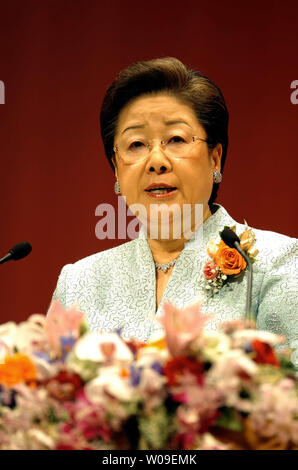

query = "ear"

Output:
[[211, 143, 222, 172]]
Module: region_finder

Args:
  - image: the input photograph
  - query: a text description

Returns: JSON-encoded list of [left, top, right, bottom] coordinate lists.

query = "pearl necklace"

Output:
[[154, 257, 179, 273]]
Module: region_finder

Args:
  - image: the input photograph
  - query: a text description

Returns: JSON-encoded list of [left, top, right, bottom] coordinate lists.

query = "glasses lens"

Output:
[[164, 135, 192, 158], [116, 134, 195, 163], [117, 139, 148, 163]]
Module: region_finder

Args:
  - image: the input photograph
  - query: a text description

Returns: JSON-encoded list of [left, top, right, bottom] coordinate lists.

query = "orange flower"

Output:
[[215, 240, 246, 275], [143, 337, 167, 351], [0, 353, 37, 387], [120, 367, 130, 378]]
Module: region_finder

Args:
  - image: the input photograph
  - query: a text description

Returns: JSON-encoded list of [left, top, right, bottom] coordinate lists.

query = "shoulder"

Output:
[[216, 205, 297, 272], [60, 238, 140, 280], [240, 223, 296, 256], [247, 229, 296, 276], [52, 238, 143, 312], [243, 225, 296, 268]]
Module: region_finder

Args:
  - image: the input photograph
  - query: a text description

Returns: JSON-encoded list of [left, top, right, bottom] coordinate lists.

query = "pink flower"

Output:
[[45, 301, 85, 353], [203, 261, 219, 280], [60, 389, 113, 443], [158, 301, 213, 357], [177, 404, 220, 435]]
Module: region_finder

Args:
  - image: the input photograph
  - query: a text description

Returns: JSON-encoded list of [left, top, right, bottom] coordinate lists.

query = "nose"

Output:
[[145, 144, 172, 174]]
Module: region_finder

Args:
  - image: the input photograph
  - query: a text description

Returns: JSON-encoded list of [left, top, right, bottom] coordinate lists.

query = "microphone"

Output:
[[220, 227, 254, 321], [0, 242, 32, 265]]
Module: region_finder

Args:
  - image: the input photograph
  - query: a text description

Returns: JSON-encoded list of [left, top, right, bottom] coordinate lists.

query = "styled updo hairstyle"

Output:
[[100, 57, 229, 207]]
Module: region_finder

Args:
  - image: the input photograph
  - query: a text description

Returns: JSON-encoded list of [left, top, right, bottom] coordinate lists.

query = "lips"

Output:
[[145, 183, 177, 192], [144, 183, 178, 199]]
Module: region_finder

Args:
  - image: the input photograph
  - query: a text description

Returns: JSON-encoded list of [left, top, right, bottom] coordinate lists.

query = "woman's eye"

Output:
[[129, 141, 145, 150], [168, 136, 185, 144]]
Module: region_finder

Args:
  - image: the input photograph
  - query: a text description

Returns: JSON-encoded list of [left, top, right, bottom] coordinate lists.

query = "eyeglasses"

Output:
[[113, 134, 208, 164]]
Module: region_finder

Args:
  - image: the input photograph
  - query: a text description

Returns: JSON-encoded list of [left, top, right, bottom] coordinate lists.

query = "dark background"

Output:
[[0, 0, 297, 323]]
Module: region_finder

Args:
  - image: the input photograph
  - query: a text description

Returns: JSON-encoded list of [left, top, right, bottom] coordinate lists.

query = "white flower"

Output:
[[73, 331, 133, 362], [147, 329, 165, 343], [206, 350, 258, 411], [0, 322, 17, 351], [30, 354, 57, 380], [197, 433, 230, 450], [217, 349, 258, 376], [233, 330, 285, 347], [27, 429, 55, 450], [85, 365, 134, 403], [206, 238, 218, 259], [0, 315, 47, 355], [249, 379, 298, 445], [137, 349, 169, 367], [137, 366, 166, 394], [199, 331, 231, 362]]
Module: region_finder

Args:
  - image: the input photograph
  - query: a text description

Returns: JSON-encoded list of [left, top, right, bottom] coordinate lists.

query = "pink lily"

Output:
[[46, 301, 85, 353], [158, 301, 213, 357]]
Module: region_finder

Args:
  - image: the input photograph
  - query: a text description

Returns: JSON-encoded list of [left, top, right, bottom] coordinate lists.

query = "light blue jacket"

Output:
[[52, 204, 298, 366]]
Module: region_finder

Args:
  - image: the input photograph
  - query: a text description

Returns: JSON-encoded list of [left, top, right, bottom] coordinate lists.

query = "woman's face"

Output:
[[112, 94, 222, 236]]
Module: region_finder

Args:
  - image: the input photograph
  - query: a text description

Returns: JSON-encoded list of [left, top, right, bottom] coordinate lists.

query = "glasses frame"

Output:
[[113, 135, 209, 160]]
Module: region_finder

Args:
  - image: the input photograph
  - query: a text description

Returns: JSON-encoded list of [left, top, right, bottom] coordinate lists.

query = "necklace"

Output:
[[154, 257, 179, 273]]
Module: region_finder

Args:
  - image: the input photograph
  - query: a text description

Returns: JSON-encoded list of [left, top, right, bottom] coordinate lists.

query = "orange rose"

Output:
[[215, 240, 246, 275]]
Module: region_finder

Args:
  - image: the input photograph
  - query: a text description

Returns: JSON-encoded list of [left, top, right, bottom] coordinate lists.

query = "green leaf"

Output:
[[215, 407, 243, 432], [79, 318, 89, 337], [279, 354, 297, 373], [138, 406, 176, 449], [47, 406, 62, 424]]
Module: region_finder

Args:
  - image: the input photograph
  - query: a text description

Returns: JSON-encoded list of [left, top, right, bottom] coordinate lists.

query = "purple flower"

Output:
[[60, 336, 77, 349], [114, 327, 124, 337], [60, 336, 77, 361], [151, 361, 163, 375], [129, 365, 143, 387], [33, 351, 52, 363]]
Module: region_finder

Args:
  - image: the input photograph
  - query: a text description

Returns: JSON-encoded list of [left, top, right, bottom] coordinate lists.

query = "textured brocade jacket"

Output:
[[52, 204, 298, 367]]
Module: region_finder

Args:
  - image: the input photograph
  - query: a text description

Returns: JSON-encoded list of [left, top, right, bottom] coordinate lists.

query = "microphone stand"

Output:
[[0, 253, 13, 265], [234, 241, 254, 322]]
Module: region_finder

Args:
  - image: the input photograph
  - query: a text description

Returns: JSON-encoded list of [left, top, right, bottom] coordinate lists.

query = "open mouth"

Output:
[[145, 187, 177, 194]]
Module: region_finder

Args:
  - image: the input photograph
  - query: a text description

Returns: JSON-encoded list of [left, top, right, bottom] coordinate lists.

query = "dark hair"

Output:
[[100, 57, 229, 206]]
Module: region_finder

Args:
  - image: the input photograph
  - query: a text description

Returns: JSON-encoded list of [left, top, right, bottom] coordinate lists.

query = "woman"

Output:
[[51, 57, 297, 367]]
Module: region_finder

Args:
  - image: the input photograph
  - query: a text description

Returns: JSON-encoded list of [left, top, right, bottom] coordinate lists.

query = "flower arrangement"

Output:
[[0, 300, 297, 450], [203, 223, 259, 295]]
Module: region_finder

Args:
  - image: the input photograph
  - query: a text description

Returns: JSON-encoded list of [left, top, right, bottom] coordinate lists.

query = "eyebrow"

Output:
[[121, 120, 191, 135]]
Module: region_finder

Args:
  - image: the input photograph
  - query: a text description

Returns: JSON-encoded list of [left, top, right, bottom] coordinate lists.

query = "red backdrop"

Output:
[[0, 0, 297, 324]]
